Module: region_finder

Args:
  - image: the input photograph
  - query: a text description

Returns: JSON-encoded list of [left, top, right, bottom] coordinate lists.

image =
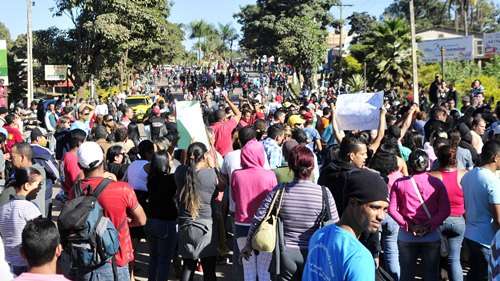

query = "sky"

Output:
[[0, 0, 392, 49]]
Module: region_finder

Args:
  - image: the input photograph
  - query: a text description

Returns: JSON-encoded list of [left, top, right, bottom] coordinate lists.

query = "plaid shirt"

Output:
[[262, 138, 283, 169]]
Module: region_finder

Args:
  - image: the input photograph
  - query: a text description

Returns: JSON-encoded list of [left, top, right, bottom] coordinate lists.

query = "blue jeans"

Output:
[[381, 215, 400, 280], [465, 238, 490, 281], [145, 219, 178, 281], [440, 216, 465, 281], [398, 241, 440, 281], [79, 262, 129, 281]]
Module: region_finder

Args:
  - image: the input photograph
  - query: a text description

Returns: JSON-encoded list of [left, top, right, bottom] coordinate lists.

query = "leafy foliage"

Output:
[[346, 74, 366, 92], [383, 0, 500, 33], [235, 0, 337, 84], [419, 58, 500, 102], [0, 22, 10, 42], [53, 0, 185, 88], [346, 12, 377, 44], [351, 18, 412, 90]]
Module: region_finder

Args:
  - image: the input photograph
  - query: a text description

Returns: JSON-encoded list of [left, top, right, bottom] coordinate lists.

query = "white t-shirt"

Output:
[[95, 104, 109, 116]]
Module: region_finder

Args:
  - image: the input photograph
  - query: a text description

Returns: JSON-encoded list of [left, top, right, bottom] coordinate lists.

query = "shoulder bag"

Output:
[[409, 177, 432, 220], [252, 187, 285, 252]]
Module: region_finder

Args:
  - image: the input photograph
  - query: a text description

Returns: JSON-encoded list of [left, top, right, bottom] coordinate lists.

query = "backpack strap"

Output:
[[91, 178, 113, 199], [73, 180, 83, 197]]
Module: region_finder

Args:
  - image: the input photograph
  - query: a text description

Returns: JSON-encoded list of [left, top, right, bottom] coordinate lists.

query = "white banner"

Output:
[[44, 65, 67, 81], [176, 101, 210, 150], [336, 92, 384, 131], [418, 36, 474, 63], [484, 32, 500, 58]]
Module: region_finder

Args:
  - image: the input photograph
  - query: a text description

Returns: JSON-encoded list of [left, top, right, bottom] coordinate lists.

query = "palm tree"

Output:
[[361, 18, 413, 89], [188, 20, 216, 61], [346, 74, 366, 92], [217, 23, 239, 51]]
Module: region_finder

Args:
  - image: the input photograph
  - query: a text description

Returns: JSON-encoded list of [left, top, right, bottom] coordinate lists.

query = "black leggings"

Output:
[[181, 256, 217, 281]]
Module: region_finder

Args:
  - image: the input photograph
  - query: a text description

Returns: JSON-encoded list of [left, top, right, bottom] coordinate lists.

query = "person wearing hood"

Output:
[[232, 139, 278, 281]]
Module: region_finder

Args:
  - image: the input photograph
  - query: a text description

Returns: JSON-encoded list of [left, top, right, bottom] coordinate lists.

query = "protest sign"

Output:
[[336, 92, 384, 131], [176, 101, 210, 150]]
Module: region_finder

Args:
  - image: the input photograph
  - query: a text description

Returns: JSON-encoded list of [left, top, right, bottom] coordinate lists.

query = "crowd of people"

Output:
[[0, 62, 498, 281]]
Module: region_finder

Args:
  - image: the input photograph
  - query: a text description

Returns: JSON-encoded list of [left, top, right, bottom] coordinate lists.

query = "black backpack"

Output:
[[58, 178, 120, 275]]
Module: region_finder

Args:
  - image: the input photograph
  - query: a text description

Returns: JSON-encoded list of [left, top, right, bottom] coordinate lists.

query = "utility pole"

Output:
[[409, 0, 419, 105], [332, 2, 353, 90], [440, 46, 445, 80], [363, 62, 367, 92], [26, 0, 34, 105]]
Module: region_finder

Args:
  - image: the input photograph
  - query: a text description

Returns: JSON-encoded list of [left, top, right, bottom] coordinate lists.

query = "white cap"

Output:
[[77, 142, 104, 169]]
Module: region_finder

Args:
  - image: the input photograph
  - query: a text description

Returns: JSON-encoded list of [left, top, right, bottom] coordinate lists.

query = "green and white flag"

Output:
[[0, 40, 7, 85], [176, 101, 210, 150]]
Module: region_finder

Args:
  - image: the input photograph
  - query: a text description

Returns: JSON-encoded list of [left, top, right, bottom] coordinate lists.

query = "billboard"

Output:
[[418, 36, 474, 63], [0, 40, 8, 85], [44, 65, 67, 81], [484, 32, 500, 58]]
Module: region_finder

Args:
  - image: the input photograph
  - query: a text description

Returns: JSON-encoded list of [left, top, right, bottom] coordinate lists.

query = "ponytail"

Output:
[[179, 142, 207, 219]]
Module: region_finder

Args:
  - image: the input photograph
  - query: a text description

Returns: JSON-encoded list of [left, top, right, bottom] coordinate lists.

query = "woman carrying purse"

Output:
[[241, 145, 339, 281], [389, 150, 451, 281]]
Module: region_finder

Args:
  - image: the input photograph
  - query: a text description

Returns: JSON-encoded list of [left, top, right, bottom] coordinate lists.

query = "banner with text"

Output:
[[0, 40, 8, 85], [418, 36, 474, 63], [44, 65, 67, 81], [336, 92, 384, 131], [484, 32, 500, 58], [176, 101, 210, 150]]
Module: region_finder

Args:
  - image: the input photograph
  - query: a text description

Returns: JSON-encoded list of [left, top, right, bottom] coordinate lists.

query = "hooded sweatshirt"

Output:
[[231, 139, 278, 224]]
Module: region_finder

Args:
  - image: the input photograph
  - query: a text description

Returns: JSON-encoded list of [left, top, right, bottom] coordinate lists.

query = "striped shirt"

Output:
[[248, 180, 339, 249], [0, 198, 41, 267]]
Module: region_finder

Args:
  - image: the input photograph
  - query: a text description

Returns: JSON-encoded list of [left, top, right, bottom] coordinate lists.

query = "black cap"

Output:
[[30, 128, 44, 142], [345, 169, 389, 204]]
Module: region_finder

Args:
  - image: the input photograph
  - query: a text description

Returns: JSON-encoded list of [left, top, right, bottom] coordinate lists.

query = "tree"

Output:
[[235, 0, 337, 84], [54, 0, 185, 88], [235, 0, 337, 58], [217, 23, 238, 51], [0, 22, 10, 42], [351, 18, 412, 90], [346, 12, 376, 44], [188, 20, 217, 61], [383, 0, 500, 33], [275, 15, 328, 87]]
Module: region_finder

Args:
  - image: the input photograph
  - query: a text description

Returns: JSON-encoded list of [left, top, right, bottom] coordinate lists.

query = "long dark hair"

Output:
[[149, 151, 170, 178], [127, 122, 141, 146], [179, 142, 207, 219]]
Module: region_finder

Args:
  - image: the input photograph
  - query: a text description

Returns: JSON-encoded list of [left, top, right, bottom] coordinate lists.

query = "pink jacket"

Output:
[[389, 172, 450, 232], [231, 139, 278, 224]]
